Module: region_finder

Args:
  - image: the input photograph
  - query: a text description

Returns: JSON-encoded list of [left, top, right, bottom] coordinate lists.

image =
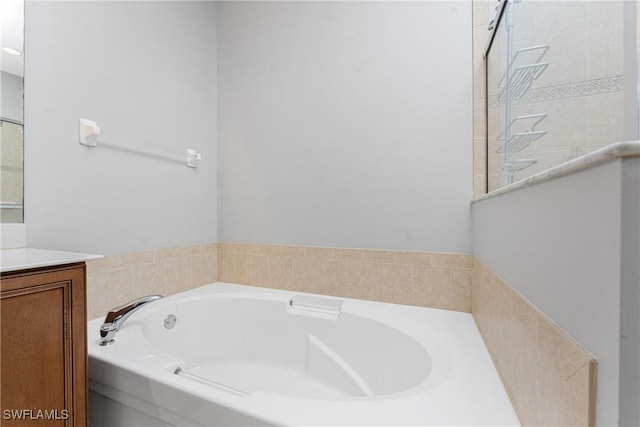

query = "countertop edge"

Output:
[[1, 248, 104, 273], [472, 141, 640, 204]]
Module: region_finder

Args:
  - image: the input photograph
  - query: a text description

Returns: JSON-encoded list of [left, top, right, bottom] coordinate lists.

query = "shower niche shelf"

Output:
[[498, 45, 549, 102], [497, 113, 548, 153]]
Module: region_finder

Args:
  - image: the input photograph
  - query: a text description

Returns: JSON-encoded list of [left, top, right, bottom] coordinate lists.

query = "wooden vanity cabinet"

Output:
[[1, 263, 87, 427]]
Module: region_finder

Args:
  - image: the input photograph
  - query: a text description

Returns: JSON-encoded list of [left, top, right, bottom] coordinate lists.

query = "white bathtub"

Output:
[[88, 283, 519, 426]]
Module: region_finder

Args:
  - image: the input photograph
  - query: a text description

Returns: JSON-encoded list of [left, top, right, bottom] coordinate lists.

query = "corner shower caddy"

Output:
[[493, 1, 549, 185]]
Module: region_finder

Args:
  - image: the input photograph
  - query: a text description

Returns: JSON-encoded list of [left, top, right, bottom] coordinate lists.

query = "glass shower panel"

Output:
[[487, 0, 625, 191]]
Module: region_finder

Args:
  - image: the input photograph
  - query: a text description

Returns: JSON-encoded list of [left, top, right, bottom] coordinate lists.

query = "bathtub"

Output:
[[88, 283, 519, 426]]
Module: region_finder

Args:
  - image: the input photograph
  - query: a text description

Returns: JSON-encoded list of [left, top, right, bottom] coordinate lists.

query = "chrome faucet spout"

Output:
[[99, 294, 162, 346]]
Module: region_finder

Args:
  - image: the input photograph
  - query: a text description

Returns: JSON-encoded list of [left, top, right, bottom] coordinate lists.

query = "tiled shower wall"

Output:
[[475, 0, 626, 192]]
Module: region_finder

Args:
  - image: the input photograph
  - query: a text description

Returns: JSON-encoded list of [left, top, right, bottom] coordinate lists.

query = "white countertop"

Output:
[[0, 248, 103, 273]]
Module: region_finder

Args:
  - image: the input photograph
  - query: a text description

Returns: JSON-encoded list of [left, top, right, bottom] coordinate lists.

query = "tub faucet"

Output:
[[99, 294, 163, 346]]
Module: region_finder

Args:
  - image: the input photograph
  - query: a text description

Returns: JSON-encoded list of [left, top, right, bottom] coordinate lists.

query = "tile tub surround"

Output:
[[86, 243, 216, 320], [217, 244, 472, 312], [85, 242, 598, 424], [472, 259, 597, 426]]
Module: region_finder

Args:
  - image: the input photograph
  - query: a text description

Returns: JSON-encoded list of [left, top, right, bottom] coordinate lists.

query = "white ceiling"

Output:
[[1, 0, 24, 78]]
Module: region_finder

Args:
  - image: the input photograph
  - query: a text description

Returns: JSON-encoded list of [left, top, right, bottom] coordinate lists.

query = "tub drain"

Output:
[[164, 314, 177, 329]]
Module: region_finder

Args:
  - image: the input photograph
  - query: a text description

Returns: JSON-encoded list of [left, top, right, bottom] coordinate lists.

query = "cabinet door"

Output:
[[1, 265, 86, 427]]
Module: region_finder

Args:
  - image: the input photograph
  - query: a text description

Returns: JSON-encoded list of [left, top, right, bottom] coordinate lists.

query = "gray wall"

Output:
[[472, 160, 629, 427], [217, 1, 473, 252], [24, 1, 217, 255], [620, 157, 640, 426], [1, 71, 23, 123]]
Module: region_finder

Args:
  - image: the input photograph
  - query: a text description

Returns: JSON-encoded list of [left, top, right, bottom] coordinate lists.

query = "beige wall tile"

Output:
[[472, 258, 596, 427], [219, 243, 248, 254], [473, 60, 486, 102], [361, 250, 398, 263], [333, 248, 363, 261], [588, 92, 624, 149], [235, 244, 261, 255], [292, 257, 320, 293], [587, 18, 623, 80], [396, 251, 432, 265], [318, 259, 348, 297], [304, 247, 334, 258], [163, 256, 192, 295], [537, 314, 592, 381], [216, 243, 235, 253], [118, 250, 155, 268], [113, 243, 474, 314], [566, 361, 597, 426], [183, 243, 210, 256], [87, 268, 136, 320], [86, 255, 123, 273], [509, 287, 539, 341], [280, 246, 306, 257], [471, 260, 488, 317], [226, 253, 249, 285], [189, 252, 216, 287], [257, 245, 282, 255], [346, 261, 379, 301], [268, 255, 293, 290], [378, 263, 413, 305], [413, 265, 451, 310], [474, 100, 487, 139], [451, 268, 472, 312], [246, 255, 269, 287], [86, 244, 217, 322], [133, 263, 167, 297], [474, 175, 487, 197], [472, 0, 489, 28], [431, 253, 472, 268], [154, 246, 184, 261], [474, 138, 487, 177], [217, 252, 230, 282]]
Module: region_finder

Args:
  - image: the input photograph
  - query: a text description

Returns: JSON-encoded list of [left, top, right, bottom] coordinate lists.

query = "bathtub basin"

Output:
[[88, 283, 519, 426]]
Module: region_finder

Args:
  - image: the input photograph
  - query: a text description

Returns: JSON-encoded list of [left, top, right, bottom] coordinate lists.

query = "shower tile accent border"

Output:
[[85, 243, 217, 320], [488, 74, 625, 108], [217, 243, 472, 312], [472, 258, 597, 426]]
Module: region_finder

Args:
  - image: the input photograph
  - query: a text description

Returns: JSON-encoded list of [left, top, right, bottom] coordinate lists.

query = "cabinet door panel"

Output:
[[1, 266, 86, 427]]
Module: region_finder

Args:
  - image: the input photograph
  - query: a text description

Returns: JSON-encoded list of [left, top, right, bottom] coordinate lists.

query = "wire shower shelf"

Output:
[[497, 113, 548, 152], [497, 45, 549, 102], [504, 158, 537, 172]]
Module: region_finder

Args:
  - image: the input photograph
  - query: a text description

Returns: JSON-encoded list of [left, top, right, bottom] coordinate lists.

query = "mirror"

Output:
[[0, 0, 24, 223]]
